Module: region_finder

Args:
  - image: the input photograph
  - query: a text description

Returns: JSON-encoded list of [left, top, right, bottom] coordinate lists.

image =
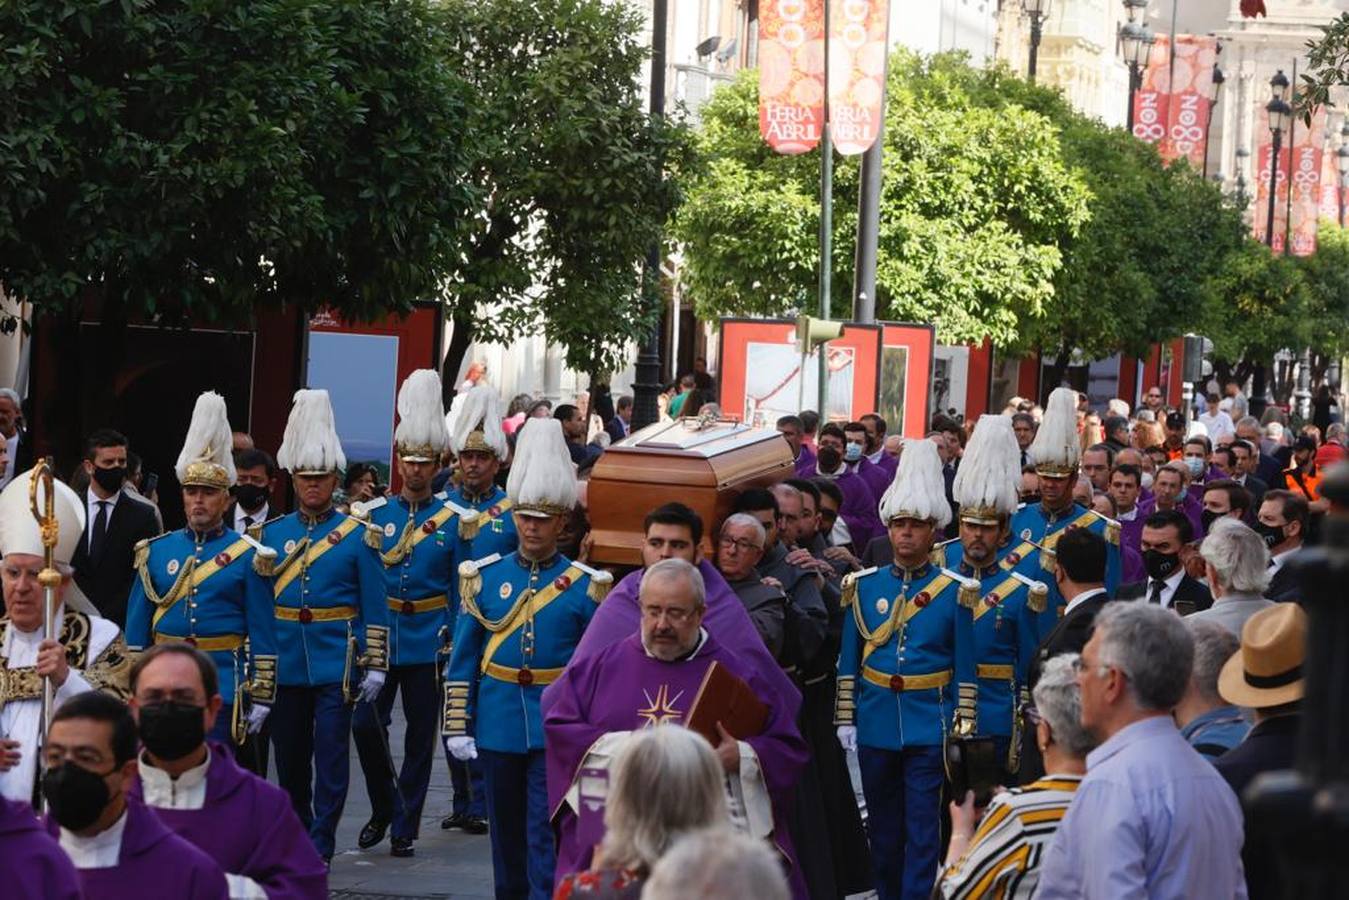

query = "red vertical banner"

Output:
[[1252, 104, 1291, 252], [827, 0, 889, 155], [1159, 35, 1216, 168], [1289, 106, 1326, 256], [1319, 136, 1340, 222], [759, 0, 826, 155], [1132, 34, 1170, 147]]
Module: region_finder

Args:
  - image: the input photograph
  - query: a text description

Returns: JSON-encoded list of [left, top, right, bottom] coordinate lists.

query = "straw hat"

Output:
[[1218, 603, 1307, 708]]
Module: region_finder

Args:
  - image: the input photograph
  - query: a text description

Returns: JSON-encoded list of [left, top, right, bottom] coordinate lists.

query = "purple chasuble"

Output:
[[545, 633, 808, 898], [548, 559, 800, 720], [128, 742, 326, 898], [1, 796, 81, 900], [46, 798, 228, 899], [792, 444, 817, 477]]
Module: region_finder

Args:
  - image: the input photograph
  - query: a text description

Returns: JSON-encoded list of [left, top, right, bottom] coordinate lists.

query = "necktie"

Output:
[[90, 501, 109, 562], [1148, 579, 1165, 605], [243, 515, 254, 530]]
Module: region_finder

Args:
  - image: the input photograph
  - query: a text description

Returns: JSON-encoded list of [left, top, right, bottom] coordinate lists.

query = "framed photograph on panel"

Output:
[[878, 322, 935, 439]]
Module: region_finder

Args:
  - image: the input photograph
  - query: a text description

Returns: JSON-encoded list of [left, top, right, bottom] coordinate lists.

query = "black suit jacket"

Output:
[[1116, 575, 1213, 615], [1239, 475, 1268, 518], [1255, 452, 1282, 487], [72, 489, 162, 627], [1215, 715, 1300, 900], [1265, 558, 1301, 603]]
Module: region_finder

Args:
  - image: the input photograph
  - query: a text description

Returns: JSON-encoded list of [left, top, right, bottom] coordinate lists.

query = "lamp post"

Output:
[[1202, 63, 1224, 180], [631, 0, 668, 430], [1023, 0, 1050, 84], [1120, 1, 1156, 133], [1265, 71, 1292, 250], [1338, 121, 1349, 228]]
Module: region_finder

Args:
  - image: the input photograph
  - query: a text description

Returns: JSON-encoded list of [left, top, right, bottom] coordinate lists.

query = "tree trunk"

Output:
[[441, 306, 476, 408], [1040, 342, 1073, 405]]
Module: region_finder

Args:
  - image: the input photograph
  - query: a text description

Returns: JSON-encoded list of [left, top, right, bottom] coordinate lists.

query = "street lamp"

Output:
[[1123, 0, 1148, 25], [1264, 71, 1292, 250], [1120, 22, 1156, 132], [1023, 0, 1051, 84], [1203, 62, 1224, 179], [1338, 121, 1349, 227]]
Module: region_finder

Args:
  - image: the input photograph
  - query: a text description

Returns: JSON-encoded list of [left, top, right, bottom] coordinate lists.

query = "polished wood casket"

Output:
[[587, 418, 794, 567]]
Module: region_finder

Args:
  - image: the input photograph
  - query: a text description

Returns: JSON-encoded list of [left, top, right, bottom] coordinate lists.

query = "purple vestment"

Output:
[[545, 633, 809, 898], [792, 444, 817, 477], [1138, 492, 1205, 541], [129, 742, 326, 898], [551, 559, 801, 719], [46, 798, 228, 899], [2, 796, 80, 900], [854, 458, 892, 503], [871, 452, 898, 479]]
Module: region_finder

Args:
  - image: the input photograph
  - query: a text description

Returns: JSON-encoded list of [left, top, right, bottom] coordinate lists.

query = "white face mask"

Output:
[[844, 442, 863, 463], [1184, 456, 1205, 478], [1141, 471, 1154, 491]]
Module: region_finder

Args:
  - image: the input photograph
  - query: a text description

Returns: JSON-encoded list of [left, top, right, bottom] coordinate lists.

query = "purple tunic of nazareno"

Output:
[[128, 742, 327, 899], [546, 559, 800, 721], [1, 796, 81, 900], [46, 797, 228, 899], [545, 633, 809, 898]]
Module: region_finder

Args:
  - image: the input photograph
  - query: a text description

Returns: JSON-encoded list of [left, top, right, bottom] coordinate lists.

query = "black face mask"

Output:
[[1021, 493, 1042, 506], [1143, 549, 1180, 581], [817, 447, 842, 472], [92, 466, 126, 493], [1252, 520, 1285, 550], [1200, 509, 1221, 533], [233, 484, 268, 512], [42, 761, 114, 832], [138, 701, 206, 761]]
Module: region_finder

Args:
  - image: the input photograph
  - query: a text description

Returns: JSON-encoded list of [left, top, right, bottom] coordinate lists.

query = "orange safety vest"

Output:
[[1284, 466, 1322, 502]]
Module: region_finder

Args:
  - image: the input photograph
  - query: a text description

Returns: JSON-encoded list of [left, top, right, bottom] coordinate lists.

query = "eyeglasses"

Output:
[[642, 604, 697, 624], [718, 536, 762, 553]]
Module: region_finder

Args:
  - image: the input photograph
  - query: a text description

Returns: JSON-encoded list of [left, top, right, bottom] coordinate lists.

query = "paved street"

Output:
[[326, 707, 495, 899]]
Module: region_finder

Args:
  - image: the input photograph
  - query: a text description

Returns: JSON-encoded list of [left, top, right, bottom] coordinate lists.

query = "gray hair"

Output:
[[1032, 654, 1097, 758], [720, 513, 766, 547], [1236, 415, 1261, 433], [643, 828, 789, 900], [0, 388, 18, 409], [598, 727, 729, 873], [769, 482, 801, 505], [1094, 601, 1194, 711], [1200, 518, 1270, 594], [1159, 460, 1190, 486], [639, 557, 706, 610], [1185, 618, 1241, 705]]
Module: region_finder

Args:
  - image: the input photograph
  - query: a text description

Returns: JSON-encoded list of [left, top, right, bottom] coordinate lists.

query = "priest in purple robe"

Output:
[[126, 642, 327, 898], [41, 691, 228, 899], [545, 558, 809, 898], [550, 502, 800, 722], [1, 795, 81, 900]]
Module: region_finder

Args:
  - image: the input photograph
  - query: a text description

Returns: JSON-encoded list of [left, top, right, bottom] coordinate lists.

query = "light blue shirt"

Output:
[[1036, 715, 1247, 899]]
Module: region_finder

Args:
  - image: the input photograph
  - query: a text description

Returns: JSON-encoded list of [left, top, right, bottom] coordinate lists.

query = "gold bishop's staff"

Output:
[[29, 458, 61, 756]]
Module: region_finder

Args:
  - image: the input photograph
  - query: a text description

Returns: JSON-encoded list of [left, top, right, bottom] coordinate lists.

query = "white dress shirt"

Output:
[[1268, 547, 1298, 576], [233, 502, 269, 534], [60, 807, 128, 869], [1117, 506, 1138, 522], [86, 488, 121, 547], [139, 749, 211, 810], [1145, 568, 1186, 610], [1064, 587, 1108, 618]]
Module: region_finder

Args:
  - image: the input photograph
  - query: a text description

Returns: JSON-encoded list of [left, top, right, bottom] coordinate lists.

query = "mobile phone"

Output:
[[143, 472, 159, 495], [946, 736, 1001, 807], [577, 766, 610, 850]]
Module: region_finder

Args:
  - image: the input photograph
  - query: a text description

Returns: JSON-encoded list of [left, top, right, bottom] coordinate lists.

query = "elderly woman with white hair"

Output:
[[1189, 517, 1274, 637], [936, 654, 1096, 899], [554, 725, 730, 899]]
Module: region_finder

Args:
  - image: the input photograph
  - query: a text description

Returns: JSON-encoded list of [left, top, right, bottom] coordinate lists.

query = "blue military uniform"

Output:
[[836, 561, 978, 900], [126, 526, 279, 745], [256, 508, 389, 859], [351, 492, 465, 844], [1005, 502, 1120, 638], [938, 539, 1046, 775], [441, 483, 518, 824], [445, 551, 606, 900]]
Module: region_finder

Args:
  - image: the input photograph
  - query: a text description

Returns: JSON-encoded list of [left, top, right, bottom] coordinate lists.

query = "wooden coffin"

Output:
[[587, 418, 794, 567]]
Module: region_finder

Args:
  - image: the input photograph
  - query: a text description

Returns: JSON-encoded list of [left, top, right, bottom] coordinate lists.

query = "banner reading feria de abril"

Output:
[[1159, 35, 1218, 169], [759, 0, 826, 154], [827, 0, 889, 155]]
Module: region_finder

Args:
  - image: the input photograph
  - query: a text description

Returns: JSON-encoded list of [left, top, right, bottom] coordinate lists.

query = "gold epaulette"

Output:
[[362, 521, 384, 551], [458, 510, 482, 542], [1009, 571, 1049, 613], [239, 533, 278, 578], [840, 566, 877, 609], [1105, 518, 1120, 546], [931, 539, 956, 568], [458, 553, 503, 614], [133, 538, 150, 572], [957, 578, 981, 610], [574, 560, 613, 604]]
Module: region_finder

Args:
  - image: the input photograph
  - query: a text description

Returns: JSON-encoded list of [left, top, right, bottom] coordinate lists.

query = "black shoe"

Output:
[[390, 837, 415, 857], [461, 815, 488, 835], [441, 812, 466, 830], [357, 817, 389, 850]]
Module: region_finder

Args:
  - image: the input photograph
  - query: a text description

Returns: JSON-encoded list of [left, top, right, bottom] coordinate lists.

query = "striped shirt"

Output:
[[937, 775, 1082, 899]]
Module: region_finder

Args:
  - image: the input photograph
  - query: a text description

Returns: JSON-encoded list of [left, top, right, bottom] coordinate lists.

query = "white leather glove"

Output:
[[836, 725, 857, 753], [357, 669, 386, 704], [246, 703, 271, 734], [445, 735, 478, 761]]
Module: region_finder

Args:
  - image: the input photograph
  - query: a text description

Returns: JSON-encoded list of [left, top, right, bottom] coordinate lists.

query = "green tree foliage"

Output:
[[1201, 241, 1313, 384], [0, 0, 475, 325], [440, 0, 694, 375], [675, 55, 1091, 347]]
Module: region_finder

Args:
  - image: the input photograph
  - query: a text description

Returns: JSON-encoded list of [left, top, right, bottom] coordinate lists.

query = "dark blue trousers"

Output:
[[271, 684, 352, 858], [352, 663, 438, 841], [444, 751, 487, 818], [858, 744, 945, 900], [208, 702, 268, 778], [480, 748, 552, 900]]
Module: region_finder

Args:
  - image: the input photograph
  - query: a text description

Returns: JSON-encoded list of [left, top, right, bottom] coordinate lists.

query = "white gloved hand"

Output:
[[836, 725, 857, 753], [246, 703, 272, 734], [445, 735, 478, 761], [357, 669, 386, 704]]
